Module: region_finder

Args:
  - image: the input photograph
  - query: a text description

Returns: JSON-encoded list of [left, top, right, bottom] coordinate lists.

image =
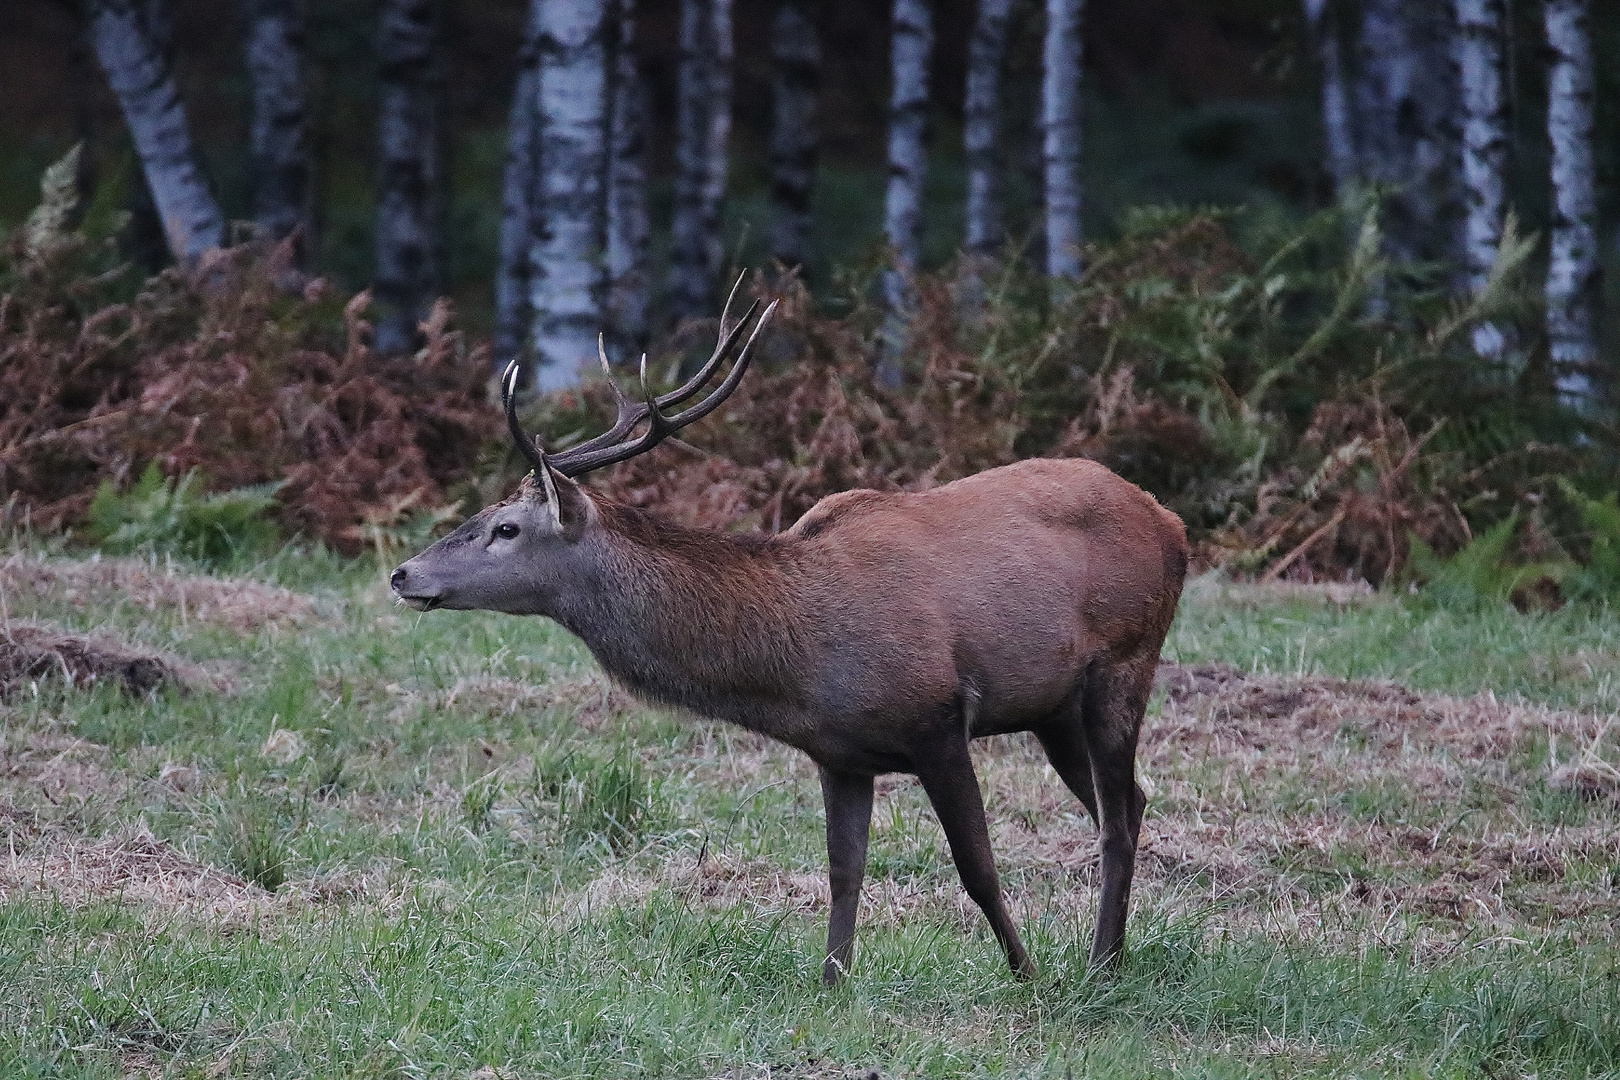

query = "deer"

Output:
[[390, 289, 1189, 984]]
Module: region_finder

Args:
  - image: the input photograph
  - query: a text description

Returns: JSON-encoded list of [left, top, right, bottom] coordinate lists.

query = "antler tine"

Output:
[[660, 299, 779, 428], [652, 280, 758, 412], [546, 298, 777, 478], [501, 357, 549, 473], [564, 290, 761, 462]]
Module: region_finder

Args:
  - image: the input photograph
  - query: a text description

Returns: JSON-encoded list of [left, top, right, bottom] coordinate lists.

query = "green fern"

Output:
[[87, 463, 283, 568], [1405, 514, 1564, 608], [23, 143, 81, 260], [1559, 481, 1620, 604]]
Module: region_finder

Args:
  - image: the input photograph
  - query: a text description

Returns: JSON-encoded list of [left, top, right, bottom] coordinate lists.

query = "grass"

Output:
[[1, 545, 1617, 1078]]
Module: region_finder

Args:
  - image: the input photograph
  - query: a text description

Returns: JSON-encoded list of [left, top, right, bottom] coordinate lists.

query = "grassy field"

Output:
[[1, 544, 1618, 1079]]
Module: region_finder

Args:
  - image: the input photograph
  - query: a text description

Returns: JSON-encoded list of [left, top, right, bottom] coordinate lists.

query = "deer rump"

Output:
[[391, 294, 1188, 983]]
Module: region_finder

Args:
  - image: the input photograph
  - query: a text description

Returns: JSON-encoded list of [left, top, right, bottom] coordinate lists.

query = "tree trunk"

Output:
[[1042, 0, 1084, 281], [607, 0, 651, 354], [877, 0, 933, 387], [769, 0, 819, 273], [1352, 0, 1460, 265], [88, 0, 225, 263], [1303, 0, 1355, 200], [374, 0, 444, 354], [529, 0, 610, 392], [1451, 0, 1509, 359], [669, 0, 733, 323], [1544, 0, 1601, 412], [494, 0, 541, 372], [241, 0, 312, 259], [964, 0, 1013, 257]]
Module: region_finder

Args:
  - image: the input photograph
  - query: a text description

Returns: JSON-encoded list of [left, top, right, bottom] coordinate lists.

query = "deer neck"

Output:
[[550, 503, 808, 725]]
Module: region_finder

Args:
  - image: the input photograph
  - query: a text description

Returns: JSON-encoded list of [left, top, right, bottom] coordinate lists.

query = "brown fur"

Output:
[[394, 456, 1188, 982]]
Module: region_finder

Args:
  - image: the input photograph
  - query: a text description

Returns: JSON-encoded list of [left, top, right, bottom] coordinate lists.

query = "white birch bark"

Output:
[[877, 0, 933, 387], [1545, 0, 1602, 411], [1042, 0, 1084, 281], [1302, 0, 1355, 199], [769, 0, 820, 271], [1352, 0, 1460, 264], [668, 0, 733, 322], [529, 0, 610, 392], [374, 0, 444, 354], [607, 0, 651, 351], [89, 0, 225, 262], [1452, 0, 1509, 358], [964, 0, 1013, 257], [241, 0, 312, 257], [494, 0, 541, 371]]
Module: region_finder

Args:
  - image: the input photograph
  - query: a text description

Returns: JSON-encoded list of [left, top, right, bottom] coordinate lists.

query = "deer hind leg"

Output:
[[1076, 655, 1155, 968], [819, 768, 874, 986], [915, 733, 1036, 979], [1035, 693, 1101, 827]]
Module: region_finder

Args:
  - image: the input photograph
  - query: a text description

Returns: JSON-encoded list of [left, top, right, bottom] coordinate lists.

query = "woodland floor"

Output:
[[1, 548, 1617, 1078]]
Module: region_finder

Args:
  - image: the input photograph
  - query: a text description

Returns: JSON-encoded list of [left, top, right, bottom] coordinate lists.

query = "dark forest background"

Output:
[[7, 0, 1614, 331]]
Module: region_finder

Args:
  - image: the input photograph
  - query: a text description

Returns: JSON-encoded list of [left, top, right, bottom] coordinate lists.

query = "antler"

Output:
[[502, 281, 778, 480]]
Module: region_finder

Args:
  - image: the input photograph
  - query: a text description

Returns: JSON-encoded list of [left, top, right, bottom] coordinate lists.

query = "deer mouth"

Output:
[[395, 593, 441, 612]]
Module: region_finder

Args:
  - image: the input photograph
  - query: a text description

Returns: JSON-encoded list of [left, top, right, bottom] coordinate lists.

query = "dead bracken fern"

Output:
[[0, 154, 497, 550]]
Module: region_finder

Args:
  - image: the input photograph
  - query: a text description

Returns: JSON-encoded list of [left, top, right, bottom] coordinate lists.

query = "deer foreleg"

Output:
[[819, 767, 874, 985]]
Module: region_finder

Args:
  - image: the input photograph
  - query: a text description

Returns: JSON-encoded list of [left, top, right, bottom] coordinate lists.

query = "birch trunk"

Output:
[[241, 0, 312, 257], [877, 0, 933, 387], [1042, 0, 1084, 281], [668, 0, 733, 323], [769, 0, 820, 272], [374, 0, 444, 354], [529, 0, 610, 392], [494, 1, 541, 372], [964, 0, 1013, 257], [89, 0, 225, 262], [1352, 0, 1460, 264], [1302, 0, 1355, 199], [607, 0, 651, 352], [1451, 0, 1509, 358], [1544, 0, 1601, 412]]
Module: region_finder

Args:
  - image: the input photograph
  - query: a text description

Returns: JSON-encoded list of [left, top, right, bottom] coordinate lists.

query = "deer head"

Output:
[[390, 286, 778, 616]]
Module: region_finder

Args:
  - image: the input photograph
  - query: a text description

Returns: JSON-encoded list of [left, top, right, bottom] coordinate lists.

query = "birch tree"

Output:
[[89, 0, 225, 262], [1302, 0, 1355, 200], [964, 0, 1013, 258], [1545, 0, 1601, 412], [607, 0, 651, 351], [878, 0, 933, 387], [1452, 0, 1509, 359], [1352, 0, 1460, 264], [240, 0, 312, 257], [669, 0, 733, 323], [1043, 0, 1084, 281], [529, 0, 610, 392], [493, 0, 542, 372], [769, 0, 820, 272], [374, 0, 444, 354]]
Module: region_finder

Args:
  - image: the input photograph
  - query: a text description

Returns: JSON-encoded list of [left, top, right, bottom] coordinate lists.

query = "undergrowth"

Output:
[[4, 149, 1615, 587]]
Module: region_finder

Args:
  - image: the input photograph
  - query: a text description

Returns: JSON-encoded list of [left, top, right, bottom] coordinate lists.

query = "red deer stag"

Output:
[[391, 291, 1188, 984]]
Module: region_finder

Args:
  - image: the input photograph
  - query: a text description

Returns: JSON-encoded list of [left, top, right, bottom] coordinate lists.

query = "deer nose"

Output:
[[390, 566, 408, 591]]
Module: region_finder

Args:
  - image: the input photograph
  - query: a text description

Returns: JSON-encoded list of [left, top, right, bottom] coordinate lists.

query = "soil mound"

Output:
[[0, 623, 190, 696]]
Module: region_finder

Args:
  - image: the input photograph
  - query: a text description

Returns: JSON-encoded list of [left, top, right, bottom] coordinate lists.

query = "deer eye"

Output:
[[494, 523, 520, 540]]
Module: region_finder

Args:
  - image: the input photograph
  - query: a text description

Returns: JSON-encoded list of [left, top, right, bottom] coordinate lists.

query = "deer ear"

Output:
[[536, 461, 591, 537]]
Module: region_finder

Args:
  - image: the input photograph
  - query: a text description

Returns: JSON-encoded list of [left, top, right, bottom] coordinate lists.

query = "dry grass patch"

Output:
[[0, 823, 271, 920], [433, 672, 640, 730], [561, 663, 1619, 948], [1, 552, 319, 633]]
